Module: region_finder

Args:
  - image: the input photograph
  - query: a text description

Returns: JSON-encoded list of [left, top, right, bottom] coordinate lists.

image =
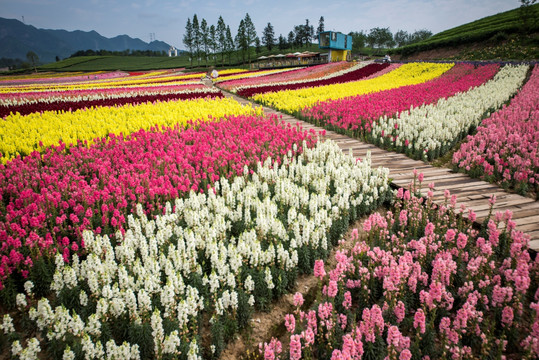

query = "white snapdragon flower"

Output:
[[23, 281, 34, 296], [1, 314, 15, 334]]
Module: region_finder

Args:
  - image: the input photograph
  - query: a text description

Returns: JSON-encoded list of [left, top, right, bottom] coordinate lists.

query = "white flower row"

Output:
[[10, 139, 390, 359], [0, 86, 219, 107], [230, 61, 373, 93], [371, 64, 529, 160]]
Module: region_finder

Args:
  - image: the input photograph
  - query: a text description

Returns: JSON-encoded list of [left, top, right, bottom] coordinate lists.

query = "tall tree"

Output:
[[409, 29, 433, 44], [225, 25, 235, 64], [349, 31, 367, 52], [217, 16, 227, 64], [255, 36, 261, 55], [287, 31, 295, 48], [262, 22, 275, 51], [192, 14, 201, 64], [235, 19, 247, 64], [200, 18, 209, 64], [317, 16, 325, 35], [367, 27, 393, 48], [209, 25, 217, 64], [278, 34, 287, 50], [183, 17, 194, 66], [393, 30, 409, 47], [243, 13, 257, 64]]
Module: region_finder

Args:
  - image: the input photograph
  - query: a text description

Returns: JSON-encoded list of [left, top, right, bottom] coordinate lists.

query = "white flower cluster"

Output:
[[12, 139, 389, 358], [232, 61, 373, 93], [371, 64, 529, 160]]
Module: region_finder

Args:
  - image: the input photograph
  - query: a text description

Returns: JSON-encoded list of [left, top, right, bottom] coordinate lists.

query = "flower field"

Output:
[[261, 178, 539, 360], [0, 62, 538, 359], [452, 65, 539, 197]]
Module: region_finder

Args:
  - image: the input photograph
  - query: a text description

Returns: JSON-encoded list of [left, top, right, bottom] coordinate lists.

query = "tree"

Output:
[[367, 27, 393, 49], [278, 34, 287, 50], [243, 13, 257, 64], [287, 31, 295, 48], [26, 51, 38, 72], [255, 37, 261, 55], [409, 29, 433, 44], [209, 25, 217, 64], [183, 17, 194, 65], [262, 22, 275, 51], [225, 25, 235, 64], [200, 18, 209, 64], [235, 19, 247, 64], [217, 16, 227, 65], [192, 15, 201, 64], [394, 30, 409, 47], [317, 16, 325, 35], [349, 31, 367, 52]]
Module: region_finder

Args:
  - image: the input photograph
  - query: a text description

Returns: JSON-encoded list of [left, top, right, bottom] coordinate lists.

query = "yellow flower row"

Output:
[[0, 97, 263, 163], [251, 62, 454, 113]]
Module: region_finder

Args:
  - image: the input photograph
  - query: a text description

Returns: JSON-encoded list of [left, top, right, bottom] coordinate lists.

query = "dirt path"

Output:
[[220, 214, 377, 360]]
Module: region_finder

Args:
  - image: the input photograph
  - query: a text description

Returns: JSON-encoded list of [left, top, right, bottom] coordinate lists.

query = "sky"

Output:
[[1, 0, 519, 49]]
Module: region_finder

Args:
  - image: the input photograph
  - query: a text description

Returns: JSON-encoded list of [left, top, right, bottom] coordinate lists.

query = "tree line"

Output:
[[182, 14, 327, 66], [69, 49, 168, 58]]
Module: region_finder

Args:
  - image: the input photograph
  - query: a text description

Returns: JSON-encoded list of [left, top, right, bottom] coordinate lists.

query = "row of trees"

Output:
[[349, 28, 433, 53], [182, 14, 434, 66], [70, 49, 168, 58], [182, 15, 327, 66]]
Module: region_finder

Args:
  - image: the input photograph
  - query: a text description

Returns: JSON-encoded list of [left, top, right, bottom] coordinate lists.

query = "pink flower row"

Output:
[[301, 63, 499, 135], [452, 65, 539, 196], [218, 62, 356, 90], [261, 177, 539, 359], [0, 116, 318, 286], [236, 63, 391, 98]]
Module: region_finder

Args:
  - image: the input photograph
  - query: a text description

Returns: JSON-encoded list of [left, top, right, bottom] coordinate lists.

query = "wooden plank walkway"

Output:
[[221, 91, 539, 251]]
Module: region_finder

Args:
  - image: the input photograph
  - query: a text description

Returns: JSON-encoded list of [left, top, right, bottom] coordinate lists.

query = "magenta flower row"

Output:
[[0, 116, 318, 286], [452, 64, 539, 194], [236, 63, 390, 98], [301, 63, 499, 135]]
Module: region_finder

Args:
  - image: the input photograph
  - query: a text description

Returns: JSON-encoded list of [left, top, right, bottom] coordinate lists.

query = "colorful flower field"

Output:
[[0, 61, 538, 360], [261, 177, 539, 360], [452, 65, 539, 197]]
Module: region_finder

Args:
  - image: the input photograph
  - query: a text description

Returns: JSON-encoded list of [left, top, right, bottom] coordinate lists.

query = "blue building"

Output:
[[318, 31, 352, 61]]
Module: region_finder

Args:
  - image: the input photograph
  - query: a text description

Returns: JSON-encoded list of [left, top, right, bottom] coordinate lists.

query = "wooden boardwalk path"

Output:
[[221, 91, 539, 251]]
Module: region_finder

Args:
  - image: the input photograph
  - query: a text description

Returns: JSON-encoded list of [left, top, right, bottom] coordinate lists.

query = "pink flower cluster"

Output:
[[262, 175, 539, 359], [0, 115, 317, 287], [452, 65, 539, 197], [218, 62, 356, 90], [301, 63, 499, 136], [236, 63, 390, 98]]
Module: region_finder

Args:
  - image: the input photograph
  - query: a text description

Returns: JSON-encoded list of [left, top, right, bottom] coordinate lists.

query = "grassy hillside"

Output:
[[36, 44, 323, 72], [393, 4, 539, 59]]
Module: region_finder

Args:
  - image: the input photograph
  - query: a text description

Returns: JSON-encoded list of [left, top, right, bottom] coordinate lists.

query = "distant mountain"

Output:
[[0, 17, 172, 64]]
